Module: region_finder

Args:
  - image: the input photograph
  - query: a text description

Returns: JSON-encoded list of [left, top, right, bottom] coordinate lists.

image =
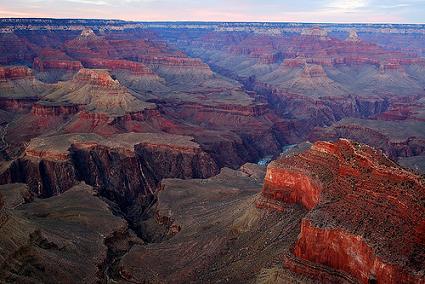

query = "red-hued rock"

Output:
[[73, 68, 117, 87], [295, 219, 425, 284], [258, 139, 425, 283], [80, 58, 155, 76], [77, 110, 113, 121], [261, 166, 320, 210], [63, 107, 177, 136], [161, 101, 270, 119], [199, 30, 425, 88], [336, 56, 379, 66], [0, 66, 33, 80], [373, 95, 425, 122], [62, 29, 210, 76], [32, 48, 83, 72], [31, 102, 80, 116], [33, 57, 83, 71]]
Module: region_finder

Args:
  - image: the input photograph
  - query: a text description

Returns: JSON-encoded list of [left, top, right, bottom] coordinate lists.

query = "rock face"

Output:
[[31, 101, 80, 116], [0, 66, 33, 80], [33, 57, 82, 72], [32, 48, 83, 82], [0, 66, 50, 101], [80, 58, 156, 76], [73, 68, 119, 87], [258, 139, 425, 283], [0, 133, 219, 201]]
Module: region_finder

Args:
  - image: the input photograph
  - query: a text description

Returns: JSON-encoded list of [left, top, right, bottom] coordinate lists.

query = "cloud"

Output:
[[64, 0, 110, 5], [0, 0, 423, 23], [327, 0, 368, 11]]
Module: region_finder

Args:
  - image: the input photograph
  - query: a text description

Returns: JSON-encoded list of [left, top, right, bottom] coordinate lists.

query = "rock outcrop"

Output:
[[0, 133, 219, 201], [44, 68, 155, 116], [258, 139, 425, 283], [0, 66, 33, 80], [73, 68, 118, 87], [32, 48, 82, 82], [31, 101, 80, 116], [346, 29, 361, 42], [33, 57, 82, 72], [79, 27, 97, 39], [0, 66, 51, 101], [80, 58, 156, 76]]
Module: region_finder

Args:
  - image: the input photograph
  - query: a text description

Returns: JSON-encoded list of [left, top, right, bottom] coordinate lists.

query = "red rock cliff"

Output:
[[33, 57, 83, 71], [31, 102, 80, 117], [80, 58, 156, 76], [259, 139, 425, 283], [0, 66, 33, 80]]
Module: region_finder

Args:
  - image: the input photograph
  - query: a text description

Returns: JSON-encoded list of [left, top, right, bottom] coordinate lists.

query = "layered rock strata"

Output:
[[258, 139, 425, 283], [0, 133, 219, 201]]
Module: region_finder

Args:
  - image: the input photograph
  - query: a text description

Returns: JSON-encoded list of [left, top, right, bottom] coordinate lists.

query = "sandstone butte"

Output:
[[257, 139, 425, 284]]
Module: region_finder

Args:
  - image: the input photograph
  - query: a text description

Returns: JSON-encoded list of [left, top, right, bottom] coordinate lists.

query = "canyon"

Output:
[[0, 19, 424, 283]]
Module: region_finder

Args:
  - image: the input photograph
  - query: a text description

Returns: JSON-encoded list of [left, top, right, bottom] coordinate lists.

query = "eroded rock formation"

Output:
[[0, 132, 218, 201], [0, 66, 33, 80], [258, 139, 425, 283]]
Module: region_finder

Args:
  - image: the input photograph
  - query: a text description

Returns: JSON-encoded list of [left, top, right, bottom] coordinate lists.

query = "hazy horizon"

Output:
[[1, 0, 424, 24]]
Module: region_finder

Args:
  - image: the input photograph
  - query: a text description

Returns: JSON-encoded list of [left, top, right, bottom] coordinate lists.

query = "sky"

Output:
[[0, 0, 424, 23]]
